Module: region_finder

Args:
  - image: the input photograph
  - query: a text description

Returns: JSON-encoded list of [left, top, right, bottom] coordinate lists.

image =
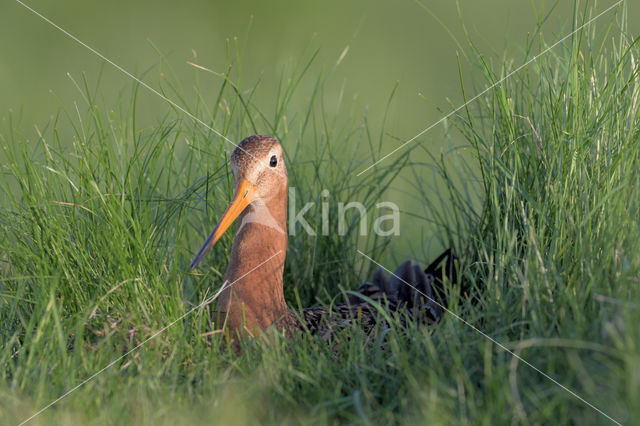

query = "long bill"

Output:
[[190, 178, 258, 269]]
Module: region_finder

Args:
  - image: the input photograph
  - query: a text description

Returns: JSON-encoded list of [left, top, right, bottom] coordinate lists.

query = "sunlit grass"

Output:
[[1, 2, 639, 424]]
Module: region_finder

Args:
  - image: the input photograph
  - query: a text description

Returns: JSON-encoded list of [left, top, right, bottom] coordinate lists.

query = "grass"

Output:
[[1, 1, 639, 424]]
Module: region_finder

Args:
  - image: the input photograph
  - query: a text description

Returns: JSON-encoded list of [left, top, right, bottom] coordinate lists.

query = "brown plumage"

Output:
[[191, 135, 454, 340]]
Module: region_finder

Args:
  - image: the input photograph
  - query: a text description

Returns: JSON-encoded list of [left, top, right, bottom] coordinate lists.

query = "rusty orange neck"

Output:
[[214, 187, 293, 337]]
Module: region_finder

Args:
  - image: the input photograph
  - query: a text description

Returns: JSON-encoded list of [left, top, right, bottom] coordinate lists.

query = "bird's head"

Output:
[[190, 135, 287, 269]]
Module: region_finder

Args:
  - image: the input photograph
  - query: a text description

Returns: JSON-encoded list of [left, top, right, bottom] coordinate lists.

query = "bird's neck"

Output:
[[215, 191, 294, 337]]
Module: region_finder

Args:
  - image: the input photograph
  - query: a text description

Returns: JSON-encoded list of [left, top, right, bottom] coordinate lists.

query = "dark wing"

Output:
[[300, 249, 457, 337], [423, 248, 458, 311]]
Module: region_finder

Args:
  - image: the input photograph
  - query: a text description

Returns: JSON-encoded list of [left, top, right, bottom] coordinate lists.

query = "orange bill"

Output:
[[190, 178, 257, 269]]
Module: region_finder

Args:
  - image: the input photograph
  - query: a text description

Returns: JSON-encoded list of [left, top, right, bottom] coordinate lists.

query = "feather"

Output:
[[296, 249, 457, 338]]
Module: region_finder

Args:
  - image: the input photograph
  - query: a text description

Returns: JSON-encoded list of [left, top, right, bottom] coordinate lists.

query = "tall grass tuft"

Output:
[[412, 2, 640, 422], [1, 1, 639, 424]]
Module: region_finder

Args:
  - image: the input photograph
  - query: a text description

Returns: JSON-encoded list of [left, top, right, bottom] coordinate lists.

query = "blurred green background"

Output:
[[1, 0, 638, 258]]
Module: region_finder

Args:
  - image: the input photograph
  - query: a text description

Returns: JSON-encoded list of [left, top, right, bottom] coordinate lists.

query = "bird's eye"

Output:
[[269, 155, 278, 167]]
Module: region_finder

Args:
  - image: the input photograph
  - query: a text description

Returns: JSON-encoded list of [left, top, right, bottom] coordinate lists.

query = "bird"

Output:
[[190, 135, 456, 340]]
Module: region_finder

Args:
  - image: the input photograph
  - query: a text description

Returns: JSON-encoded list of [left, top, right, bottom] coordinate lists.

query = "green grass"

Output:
[[1, 2, 639, 424]]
